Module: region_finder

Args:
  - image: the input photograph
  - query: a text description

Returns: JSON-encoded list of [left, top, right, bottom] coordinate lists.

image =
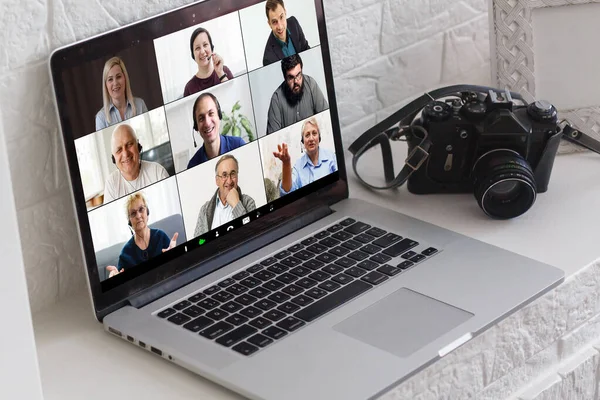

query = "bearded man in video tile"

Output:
[[266, 53, 328, 134]]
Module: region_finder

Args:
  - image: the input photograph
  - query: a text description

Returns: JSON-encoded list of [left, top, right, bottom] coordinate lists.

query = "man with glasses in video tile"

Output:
[[262, 0, 310, 66], [193, 154, 256, 236], [266, 53, 328, 134]]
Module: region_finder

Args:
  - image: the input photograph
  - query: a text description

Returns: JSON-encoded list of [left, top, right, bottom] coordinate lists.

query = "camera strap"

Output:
[[348, 84, 526, 190], [561, 124, 600, 155]]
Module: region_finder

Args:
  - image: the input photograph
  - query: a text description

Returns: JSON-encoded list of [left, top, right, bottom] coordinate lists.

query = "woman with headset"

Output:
[[95, 56, 148, 130], [184, 27, 234, 97], [106, 192, 178, 278]]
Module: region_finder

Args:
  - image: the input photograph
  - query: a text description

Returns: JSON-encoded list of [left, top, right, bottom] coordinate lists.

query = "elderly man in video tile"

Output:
[[188, 93, 246, 169], [262, 0, 310, 66], [273, 117, 337, 197], [266, 53, 328, 134], [104, 124, 169, 203], [193, 154, 256, 236]]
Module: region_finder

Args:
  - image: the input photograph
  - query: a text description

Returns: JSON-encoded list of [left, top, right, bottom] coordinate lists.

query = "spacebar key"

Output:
[[294, 280, 372, 322]]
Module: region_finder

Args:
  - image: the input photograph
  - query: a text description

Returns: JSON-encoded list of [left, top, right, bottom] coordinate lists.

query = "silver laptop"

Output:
[[49, 0, 564, 399]]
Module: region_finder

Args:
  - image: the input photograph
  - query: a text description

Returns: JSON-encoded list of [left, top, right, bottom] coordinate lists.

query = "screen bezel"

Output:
[[49, 0, 348, 319]]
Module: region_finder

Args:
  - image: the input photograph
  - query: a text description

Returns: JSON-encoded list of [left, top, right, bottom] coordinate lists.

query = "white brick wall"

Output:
[[7, 0, 600, 399]]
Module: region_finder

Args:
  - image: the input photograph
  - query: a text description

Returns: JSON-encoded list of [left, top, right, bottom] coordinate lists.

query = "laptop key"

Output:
[[345, 267, 367, 278], [308, 271, 330, 282], [357, 259, 379, 271], [295, 277, 318, 289], [239, 306, 261, 319], [370, 254, 392, 264], [347, 251, 370, 262], [422, 247, 438, 256], [372, 233, 402, 248], [221, 301, 243, 313], [365, 227, 387, 237], [216, 325, 258, 347], [277, 301, 301, 313], [306, 243, 327, 254], [254, 270, 276, 281], [327, 224, 343, 233], [182, 305, 204, 318], [276, 316, 305, 332], [276, 272, 298, 284], [198, 298, 220, 310], [401, 251, 417, 259], [187, 293, 206, 303], [274, 250, 292, 259], [329, 246, 350, 257], [293, 250, 314, 261], [247, 265, 263, 273], [335, 257, 356, 268], [263, 309, 287, 321], [260, 257, 277, 266], [263, 279, 285, 291], [287, 243, 304, 252], [362, 271, 389, 285], [359, 245, 381, 255], [248, 334, 273, 348], [354, 234, 375, 244], [248, 287, 271, 298], [232, 271, 250, 280], [318, 280, 341, 292], [301, 237, 317, 246], [305, 288, 328, 299], [340, 240, 362, 250], [303, 259, 324, 270], [203, 285, 220, 295], [157, 308, 176, 318], [199, 321, 234, 340], [167, 313, 191, 325], [267, 292, 291, 304], [213, 291, 234, 302], [316, 253, 337, 263], [281, 284, 303, 296], [294, 280, 372, 322], [332, 231, 352, 241], [255, 299, 277, 311], [280, 257, 302, 268], [322, 264, 343, 275], [267, 264, 288, 274], [262, 326, 288, 340], [291, 294, 314, 307], [314, 230, 329, 239], [397, 260, 414, 270], [240, 277, 261, 288], [226, 284, 248, 296], [232, 342, 259, 356], [290, 266, 311, 277], [320, 237, 341, 248], [225, 314, 249, 326], [205, 309, 229, 321], [234, 294, 257, 306], [339, 218, 356, 226], [183, 316, 214, 332], [173, 300, 191, 310], [332, 273, 354, 285], [344, 222, 371, 234], [218, 278, 235, 288], [410, 254, 427, 263], [384, 239, 419, 257], [249, 317, 272, 329], [378, 264, 402, 276]]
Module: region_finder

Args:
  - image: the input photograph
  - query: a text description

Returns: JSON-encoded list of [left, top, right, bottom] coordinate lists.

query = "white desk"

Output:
[[33, 151, 600, 400]]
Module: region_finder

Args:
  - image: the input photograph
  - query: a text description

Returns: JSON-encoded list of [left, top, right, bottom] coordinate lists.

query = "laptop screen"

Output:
[[50, 0, 346, 311]]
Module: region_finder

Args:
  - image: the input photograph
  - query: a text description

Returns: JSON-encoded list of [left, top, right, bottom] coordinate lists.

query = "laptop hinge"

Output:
[[127, 204, 333, 309]]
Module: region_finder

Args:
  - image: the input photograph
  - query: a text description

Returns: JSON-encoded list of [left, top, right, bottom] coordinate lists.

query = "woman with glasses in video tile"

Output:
[[106, 192, 178, 278], [184, 27, 234, 97], [95, 57, 148, 131]]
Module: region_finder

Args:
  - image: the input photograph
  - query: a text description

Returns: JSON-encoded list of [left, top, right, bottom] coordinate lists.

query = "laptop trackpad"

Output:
[[333, 288, 473, 357]]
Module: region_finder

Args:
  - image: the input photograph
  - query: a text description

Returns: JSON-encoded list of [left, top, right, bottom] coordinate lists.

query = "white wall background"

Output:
[[176, 141, 268, 238], [0, 0, 491, 312], [249, 46, 328, 137], [239, 0, 320, 72], [88, 177, 182, 252], [154, 11, 248, 104], [259, 110, 334, 185], [165, 75, 257, 173]]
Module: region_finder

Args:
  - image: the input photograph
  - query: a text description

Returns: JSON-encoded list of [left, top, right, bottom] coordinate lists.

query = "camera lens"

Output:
[[472, 149, 537, 219]]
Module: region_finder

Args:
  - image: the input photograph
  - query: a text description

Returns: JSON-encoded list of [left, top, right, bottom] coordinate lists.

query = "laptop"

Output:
[[48, 0, 564, 399]]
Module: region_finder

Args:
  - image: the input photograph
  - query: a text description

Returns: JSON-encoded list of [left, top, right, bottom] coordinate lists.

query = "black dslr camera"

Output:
[[405, 88, 562, 219]]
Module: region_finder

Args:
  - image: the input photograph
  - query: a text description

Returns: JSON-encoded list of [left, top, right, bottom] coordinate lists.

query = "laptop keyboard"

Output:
[[155, 218, 440, 356]]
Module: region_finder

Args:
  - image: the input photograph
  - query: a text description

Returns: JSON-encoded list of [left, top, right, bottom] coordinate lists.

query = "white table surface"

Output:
[[33, 150, 600, 400]]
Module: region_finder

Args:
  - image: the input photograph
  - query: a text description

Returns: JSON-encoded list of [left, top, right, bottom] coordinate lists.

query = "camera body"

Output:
[[405, 89, 563, 218]]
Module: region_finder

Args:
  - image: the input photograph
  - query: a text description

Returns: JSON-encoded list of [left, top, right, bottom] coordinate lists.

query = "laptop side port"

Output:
[[150, 346, 163, 356], [108, 327, 122, 337], [138, 341, 146, 349]]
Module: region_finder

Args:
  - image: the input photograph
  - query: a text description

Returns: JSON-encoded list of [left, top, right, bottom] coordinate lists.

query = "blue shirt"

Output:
[[117, 228, 170, 270], [95, 97, 148, 130], [280, 147, 338, 196], [187, 135, 246, 169], [274, 29, 297, 58]]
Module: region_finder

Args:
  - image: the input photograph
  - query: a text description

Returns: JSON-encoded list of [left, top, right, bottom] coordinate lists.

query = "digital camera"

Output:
[[406, 88, 563, 219]]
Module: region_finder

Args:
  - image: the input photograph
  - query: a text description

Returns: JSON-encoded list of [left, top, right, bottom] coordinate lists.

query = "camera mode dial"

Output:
[[527, 100, 557, 122], [461, 101, 487, 121], [423, 101, 452, 122]]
